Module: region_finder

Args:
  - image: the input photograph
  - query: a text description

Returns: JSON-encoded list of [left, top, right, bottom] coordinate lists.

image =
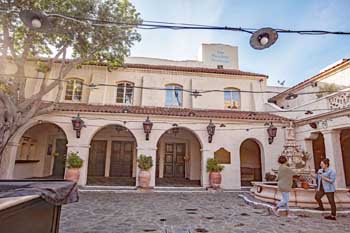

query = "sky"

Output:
[[129, 0, 350, 87]]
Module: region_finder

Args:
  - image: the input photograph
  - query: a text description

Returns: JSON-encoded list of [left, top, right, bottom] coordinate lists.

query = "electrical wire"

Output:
[[1, 73, 349, 97], [1, 9, 350, 35]]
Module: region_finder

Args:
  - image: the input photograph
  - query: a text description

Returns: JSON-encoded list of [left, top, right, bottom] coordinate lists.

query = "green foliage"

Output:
[[206, 158, 224, 173], [0, 80, 12, 95], [316, 83, 341, 98], [36, 61, 50, 73], [66, 152, 83, 168], [137, 154, 153, 170], [1, 0, 142, 67]]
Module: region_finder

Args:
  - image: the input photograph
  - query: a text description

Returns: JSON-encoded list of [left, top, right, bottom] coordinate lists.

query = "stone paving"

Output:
[[60, 192, 350, 233]]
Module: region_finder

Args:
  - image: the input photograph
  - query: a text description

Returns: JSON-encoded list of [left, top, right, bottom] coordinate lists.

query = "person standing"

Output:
[[271, 155, 297, 217], [313, 158, 337, 220]]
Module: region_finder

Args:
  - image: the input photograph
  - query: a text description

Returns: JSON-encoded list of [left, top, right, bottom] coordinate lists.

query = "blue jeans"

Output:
[[277, 192, 290, 210]]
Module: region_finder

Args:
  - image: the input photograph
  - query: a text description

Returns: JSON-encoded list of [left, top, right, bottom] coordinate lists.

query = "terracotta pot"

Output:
[[209, 172, 222, 188], [301, 181, 309, 189], [139, 170, 151, 188], [65, 168, 80, 183]]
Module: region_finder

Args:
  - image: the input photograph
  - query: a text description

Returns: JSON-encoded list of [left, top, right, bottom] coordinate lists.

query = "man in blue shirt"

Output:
[[312, 158, 337, 220]]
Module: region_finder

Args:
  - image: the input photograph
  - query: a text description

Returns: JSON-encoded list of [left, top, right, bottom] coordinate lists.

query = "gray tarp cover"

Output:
[[0, 180, 79, 205]]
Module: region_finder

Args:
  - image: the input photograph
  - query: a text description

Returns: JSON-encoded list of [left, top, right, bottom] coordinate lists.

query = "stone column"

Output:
[[201, 148, 213, 188], [0, 142, 20, 179], [104, 140, 112, 177], [136, 147, 157, 188], [322, 130, 346, 188], [66, 144, 90, 186]]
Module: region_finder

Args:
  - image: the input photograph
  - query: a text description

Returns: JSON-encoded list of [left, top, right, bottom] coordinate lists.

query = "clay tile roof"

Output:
[[123, 63, 268, 78], [270, 58, 350, 100], [54, 103, 290, 122]]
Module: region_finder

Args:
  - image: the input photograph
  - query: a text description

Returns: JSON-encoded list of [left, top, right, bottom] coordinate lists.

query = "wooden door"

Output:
[[163, 143, 185, 177], [110, 141, 133, 177], [52, 139, 67, 177], [312, 133, 326, 170], [88, 140, 107, 176]]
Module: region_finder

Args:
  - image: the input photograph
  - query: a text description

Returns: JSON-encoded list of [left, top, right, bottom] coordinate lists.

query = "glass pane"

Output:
[[65, 80, 74, 100], [165, 85, 183, 106], [224, 91, 231, 101]]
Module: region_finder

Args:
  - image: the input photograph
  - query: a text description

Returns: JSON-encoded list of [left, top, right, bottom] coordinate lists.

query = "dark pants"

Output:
[[315, 187, 336, 216]]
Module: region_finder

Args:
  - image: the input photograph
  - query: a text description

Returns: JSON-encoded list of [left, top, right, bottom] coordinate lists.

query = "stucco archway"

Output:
[[87, 124, 138, 186], [239, 138, 263, 186], [12, 122, 68, 179], [155, 127, 203, 187]]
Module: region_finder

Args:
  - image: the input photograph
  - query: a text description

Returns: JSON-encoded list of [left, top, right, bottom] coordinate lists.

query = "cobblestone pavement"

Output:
[[60, 192, 350, 233]]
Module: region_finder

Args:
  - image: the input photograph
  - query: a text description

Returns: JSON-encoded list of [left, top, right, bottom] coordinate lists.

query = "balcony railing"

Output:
[[327, 88, 350, 110]]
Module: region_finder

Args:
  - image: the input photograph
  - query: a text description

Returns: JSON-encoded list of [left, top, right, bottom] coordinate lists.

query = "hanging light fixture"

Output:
[[207, 120, 216, 143], [267, 122, 277, 144], [171, 123, 180, 136], [143, 116, 153, 141], [19, 10, 52, 32], [71, 113, 85, 138], [250, 27, 278, 50]]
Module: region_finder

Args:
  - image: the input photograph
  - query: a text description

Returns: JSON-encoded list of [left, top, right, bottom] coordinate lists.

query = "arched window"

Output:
[[165, 84, 183, 107], [224, 87, 240, 109], [65, 78, 83, 101], [116, 82, 134, 104]]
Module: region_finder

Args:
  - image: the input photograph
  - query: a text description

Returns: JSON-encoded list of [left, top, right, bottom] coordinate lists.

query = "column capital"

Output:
[[66, 144, 91, 149], [137, 147, 157, 151], [321, 129, 341, 136]]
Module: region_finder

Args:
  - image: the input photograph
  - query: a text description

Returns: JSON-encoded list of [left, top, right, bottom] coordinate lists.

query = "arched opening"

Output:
[[87, 125, 137, 186], [312, 133, 326, 170], [156, 127, 202, 187], [240, 139, 262, 186], [14, 123, 67, 179], [341, 129, 350, 187]]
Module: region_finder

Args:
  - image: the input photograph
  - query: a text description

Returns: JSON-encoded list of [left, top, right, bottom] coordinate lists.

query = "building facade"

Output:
[[0, 44, 349, 189]]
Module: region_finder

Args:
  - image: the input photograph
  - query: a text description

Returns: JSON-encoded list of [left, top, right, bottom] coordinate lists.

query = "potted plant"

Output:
[[206, 158, 224, 189], [65, 152, 83, 183], [137, 154, 153, 188]]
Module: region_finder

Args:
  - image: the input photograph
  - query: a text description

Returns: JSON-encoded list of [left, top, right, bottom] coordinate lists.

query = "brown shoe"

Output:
[[324, 215, 336, 221]]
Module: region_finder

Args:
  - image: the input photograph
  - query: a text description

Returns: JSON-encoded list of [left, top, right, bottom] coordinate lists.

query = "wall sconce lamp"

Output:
[[71, 113, 85, 138], [207, 120, 216, 143], [143, 116, 153, 141], [267, 122, 277, 144]]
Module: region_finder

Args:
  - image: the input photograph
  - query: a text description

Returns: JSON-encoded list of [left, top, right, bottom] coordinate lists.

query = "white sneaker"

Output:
[[271, 207, 280, 217]]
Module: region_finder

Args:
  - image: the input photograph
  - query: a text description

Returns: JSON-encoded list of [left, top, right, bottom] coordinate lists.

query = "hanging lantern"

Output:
[[143, 116, 153, 141], [207, 120, 216, 143], [267, 123, 277, 144], [71, 113, 85, 138]]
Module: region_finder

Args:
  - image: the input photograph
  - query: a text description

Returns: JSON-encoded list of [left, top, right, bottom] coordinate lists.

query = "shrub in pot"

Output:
[[65, 152, 83, 183], [206, 158, 224, 189], [137, 155, 153, 188]]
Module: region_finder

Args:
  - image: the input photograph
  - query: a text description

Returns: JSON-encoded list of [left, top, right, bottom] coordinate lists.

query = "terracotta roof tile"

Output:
[[53, 103, 289, 122], [123, 63, 268, 77]]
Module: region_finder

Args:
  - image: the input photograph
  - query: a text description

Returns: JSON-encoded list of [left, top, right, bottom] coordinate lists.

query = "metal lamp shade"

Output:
[[250, 27, 278, 50], [267, 125, 277, 138], [19, 10, 52, 32]]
